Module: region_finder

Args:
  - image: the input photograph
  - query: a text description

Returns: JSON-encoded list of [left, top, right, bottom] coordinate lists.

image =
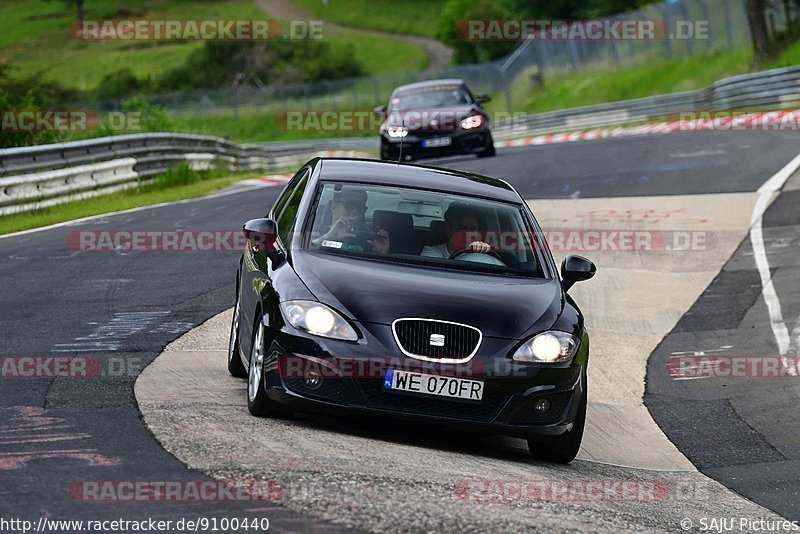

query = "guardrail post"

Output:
[[723, 0, 735, 48]]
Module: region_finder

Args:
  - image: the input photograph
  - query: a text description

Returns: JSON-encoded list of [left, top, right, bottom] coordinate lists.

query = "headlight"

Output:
[[386, 126, 408, 138], [460, 115, 484, 130], [512, 331, 579, 363], [279, 300, 358, 341]]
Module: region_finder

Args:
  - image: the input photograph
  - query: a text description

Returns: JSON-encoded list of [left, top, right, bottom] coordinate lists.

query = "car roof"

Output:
[[391, 79, 467, 94], [315, 158, 520, 203]]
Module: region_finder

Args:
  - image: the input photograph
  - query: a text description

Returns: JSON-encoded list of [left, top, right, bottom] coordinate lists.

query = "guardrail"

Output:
[[0, 158, 138, 216], [0, 133, 373, 215], [492, 65, 800, 138], [2, 65, 800, 216]]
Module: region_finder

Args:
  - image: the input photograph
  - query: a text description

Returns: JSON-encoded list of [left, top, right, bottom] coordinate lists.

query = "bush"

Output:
[[0, 65, 81, 148], [89, 95, 175, 138], [156, 40, 364, 92], [119, 96, 174, 132], [437, 0, 517, 64], [147, 161, 229, 191], [94, 68, 152, 101], [439, 0, 659, 64], [506, 0, 652, 19]]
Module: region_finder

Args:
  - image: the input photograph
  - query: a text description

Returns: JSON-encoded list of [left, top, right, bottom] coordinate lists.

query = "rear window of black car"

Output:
[[305, 182, 547, 278]]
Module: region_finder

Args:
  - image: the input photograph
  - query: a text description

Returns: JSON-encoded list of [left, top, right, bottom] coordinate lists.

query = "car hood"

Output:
[[292, 251, 563, 340], [385, 106, 482, 132]]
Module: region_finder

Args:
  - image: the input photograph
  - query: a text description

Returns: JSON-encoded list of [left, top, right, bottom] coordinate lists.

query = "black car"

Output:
[[228, 158, 596, 463], [375, 79, 496, 161]]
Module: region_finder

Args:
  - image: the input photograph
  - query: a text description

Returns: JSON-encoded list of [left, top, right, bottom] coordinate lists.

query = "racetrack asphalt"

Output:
[[1, 130, 799, 531], [646, 173, 800, 521]]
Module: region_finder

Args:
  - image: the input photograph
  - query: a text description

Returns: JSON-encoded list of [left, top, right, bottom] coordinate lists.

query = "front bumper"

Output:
[[380, 129, 493, 161], [260, 321, 587, 438]]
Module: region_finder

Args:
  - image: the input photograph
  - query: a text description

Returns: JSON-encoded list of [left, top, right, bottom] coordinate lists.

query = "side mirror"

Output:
[[560, 255, 596, 292], [243, 218, 278, 253], [373, 105, 387, 118], [475, 94, 491, 105]]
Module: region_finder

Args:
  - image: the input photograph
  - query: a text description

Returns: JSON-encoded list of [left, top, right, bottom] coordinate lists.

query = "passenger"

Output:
[[313, 189, 390, 254], [421, 203, 492, 258]]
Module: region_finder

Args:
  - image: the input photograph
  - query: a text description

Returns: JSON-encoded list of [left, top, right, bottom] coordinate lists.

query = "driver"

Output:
[[421, 203, 492, 258], [313, 189, 390, 254]]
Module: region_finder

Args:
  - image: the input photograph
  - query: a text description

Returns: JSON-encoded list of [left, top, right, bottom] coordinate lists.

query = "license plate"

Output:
[[383, 369, 484, 401], [422, 137, 452, 148]]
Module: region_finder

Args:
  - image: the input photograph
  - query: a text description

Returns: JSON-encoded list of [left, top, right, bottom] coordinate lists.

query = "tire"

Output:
[[227, 290, 247, 378], [247, 315, 291, 417], [476, 133, 496, 158], [527, 387, 587, 464]]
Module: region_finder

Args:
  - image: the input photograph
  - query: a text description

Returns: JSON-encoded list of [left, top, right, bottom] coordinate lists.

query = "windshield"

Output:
[[305, 182, 546, 278], [390, 85, 472, 111]]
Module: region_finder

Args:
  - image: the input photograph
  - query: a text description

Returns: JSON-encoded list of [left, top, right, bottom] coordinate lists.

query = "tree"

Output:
[[438, 0, 517, 64], [506, 0, 647, 20], [746, 0, 772, 60]]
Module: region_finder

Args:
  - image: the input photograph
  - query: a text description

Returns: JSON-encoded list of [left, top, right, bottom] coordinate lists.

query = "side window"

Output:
[[271, 168, 308, 219], [276, 173, 309, 246]]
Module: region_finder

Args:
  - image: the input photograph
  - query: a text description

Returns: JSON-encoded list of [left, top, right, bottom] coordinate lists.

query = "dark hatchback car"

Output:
[[228, 158, 595, 463], [375, 79, 496, 161]]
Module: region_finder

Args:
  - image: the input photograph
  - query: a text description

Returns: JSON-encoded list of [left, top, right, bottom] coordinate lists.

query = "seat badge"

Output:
[[429, 334, 445, 347]]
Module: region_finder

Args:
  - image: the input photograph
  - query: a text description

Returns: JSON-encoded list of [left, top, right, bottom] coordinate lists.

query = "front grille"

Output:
[[392, 319, 481, 361], [507, 391, 573, 425], [357, 379, 510, 422]]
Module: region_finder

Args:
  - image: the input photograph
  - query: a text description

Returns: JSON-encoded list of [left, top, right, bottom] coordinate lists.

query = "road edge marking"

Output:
[[749, 151, 800, 354]]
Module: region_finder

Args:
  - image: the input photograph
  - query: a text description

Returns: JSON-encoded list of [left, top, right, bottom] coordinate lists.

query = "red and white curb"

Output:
[[239, 174, 292, 187], [237, 150, 371, 187], [495, 109, 800, 148]]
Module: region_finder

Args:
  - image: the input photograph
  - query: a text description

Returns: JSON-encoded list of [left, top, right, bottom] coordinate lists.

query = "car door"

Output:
[[239, 168, 310, 362]]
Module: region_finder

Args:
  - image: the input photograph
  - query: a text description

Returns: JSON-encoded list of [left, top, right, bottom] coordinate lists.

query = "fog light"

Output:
[[534, 398, 551, 414], [304, 371, 322, 390]]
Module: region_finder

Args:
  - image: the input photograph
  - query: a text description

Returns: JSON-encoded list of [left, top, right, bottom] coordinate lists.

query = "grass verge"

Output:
[[486, 48, 758, 116], [167, 47, 790, 142], [772, 39, 800, 68], [0, 0, 426, 91], [291, 0, 445, 38], [168, 109, 376, 142]]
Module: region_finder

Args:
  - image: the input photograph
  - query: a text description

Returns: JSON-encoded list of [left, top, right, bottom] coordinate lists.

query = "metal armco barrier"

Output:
[[0, 134, 372, 215], [2, 65, 800, 215], [492, 65, 800, 138], [0, 158, 138, 216]]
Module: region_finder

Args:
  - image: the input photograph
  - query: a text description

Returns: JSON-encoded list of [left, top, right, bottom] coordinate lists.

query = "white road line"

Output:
[[792, 315, 800, 353], [749, 152, 800, 355]]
